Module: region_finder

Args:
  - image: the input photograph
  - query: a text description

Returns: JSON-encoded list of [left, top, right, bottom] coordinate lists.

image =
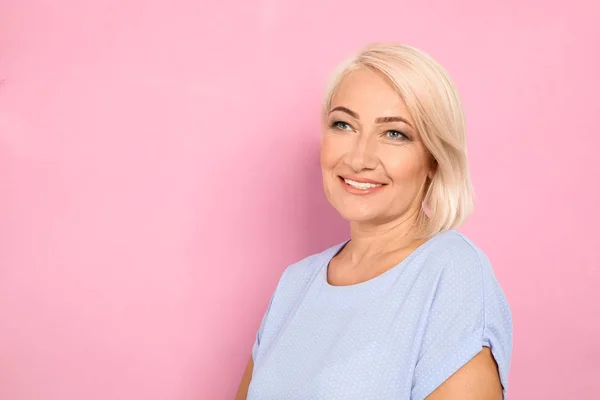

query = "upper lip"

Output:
[[340, 175, 387, 185]]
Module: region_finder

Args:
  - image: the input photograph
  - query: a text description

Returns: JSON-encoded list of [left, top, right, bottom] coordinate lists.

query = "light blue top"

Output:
[[248, 230, 513, 400]]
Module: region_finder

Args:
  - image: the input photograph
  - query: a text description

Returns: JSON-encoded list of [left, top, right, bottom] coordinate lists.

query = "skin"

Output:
[[236, 68, 503, 399], [235, 356, 253, 400]]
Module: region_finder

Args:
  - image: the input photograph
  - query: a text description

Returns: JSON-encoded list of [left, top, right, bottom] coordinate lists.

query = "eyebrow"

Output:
[[329, 106, 413, 128]]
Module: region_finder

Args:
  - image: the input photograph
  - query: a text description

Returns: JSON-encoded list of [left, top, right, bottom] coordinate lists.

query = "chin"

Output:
[[333, 204, 385, 224], [324, 185, 396, 224]]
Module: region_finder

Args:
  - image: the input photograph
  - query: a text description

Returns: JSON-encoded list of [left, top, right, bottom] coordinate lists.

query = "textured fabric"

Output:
[[248, 230, 513, 400]]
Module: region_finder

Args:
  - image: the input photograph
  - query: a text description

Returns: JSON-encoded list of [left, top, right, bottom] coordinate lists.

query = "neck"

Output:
[[347, 208, 425, 260]]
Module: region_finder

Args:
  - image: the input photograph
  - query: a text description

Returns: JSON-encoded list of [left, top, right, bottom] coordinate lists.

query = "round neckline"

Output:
[[319, 231, 449, 293]]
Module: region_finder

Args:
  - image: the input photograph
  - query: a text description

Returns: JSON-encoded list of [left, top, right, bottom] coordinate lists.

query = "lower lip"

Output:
[[339, 177, 386, 195]]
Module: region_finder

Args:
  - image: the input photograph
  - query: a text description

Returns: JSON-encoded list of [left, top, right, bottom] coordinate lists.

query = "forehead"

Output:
[[330, 68, 412, 122]]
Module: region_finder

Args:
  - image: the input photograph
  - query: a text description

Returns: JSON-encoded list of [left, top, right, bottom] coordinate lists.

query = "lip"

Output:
[[338, 175, 387, 195], [339, 175, 386, 185]]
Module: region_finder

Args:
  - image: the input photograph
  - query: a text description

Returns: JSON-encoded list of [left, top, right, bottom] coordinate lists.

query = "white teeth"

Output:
[[343, 178, 383, 190]]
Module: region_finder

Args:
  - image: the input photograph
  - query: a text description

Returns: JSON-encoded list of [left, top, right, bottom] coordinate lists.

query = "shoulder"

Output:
[[418, 230, 511, 334], [272, 241, 345, 299], [427, 230, 489, 267], [420, 230, 496, 286], [282, 241, 346, 279]]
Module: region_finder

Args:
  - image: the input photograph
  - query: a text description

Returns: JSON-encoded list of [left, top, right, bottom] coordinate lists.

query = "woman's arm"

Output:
[[425, 347, 503, 400], [235, 356, 254, 400]]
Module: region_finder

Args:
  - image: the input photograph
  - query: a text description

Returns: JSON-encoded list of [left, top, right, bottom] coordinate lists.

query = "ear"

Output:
[[427, 158, 438, 180]]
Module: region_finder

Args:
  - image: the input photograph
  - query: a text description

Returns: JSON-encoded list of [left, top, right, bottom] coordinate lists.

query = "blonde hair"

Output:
[[322, 43, 474, 237]]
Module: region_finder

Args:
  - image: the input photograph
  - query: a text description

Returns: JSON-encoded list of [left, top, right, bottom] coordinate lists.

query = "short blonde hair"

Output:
[[322, 43, 474, 237]]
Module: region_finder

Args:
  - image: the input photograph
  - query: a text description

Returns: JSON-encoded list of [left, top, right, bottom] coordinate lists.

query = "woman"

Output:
[[236, 43, 512, 400]]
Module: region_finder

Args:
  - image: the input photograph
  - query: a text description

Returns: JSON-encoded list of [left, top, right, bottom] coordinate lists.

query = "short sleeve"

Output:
[[411, 247, 513, 400], [249, 254, 318, 364], [251, 293, 274, 362]]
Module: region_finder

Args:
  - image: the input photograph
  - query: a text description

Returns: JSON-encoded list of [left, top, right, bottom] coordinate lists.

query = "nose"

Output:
[[344, 133, 378, 172]]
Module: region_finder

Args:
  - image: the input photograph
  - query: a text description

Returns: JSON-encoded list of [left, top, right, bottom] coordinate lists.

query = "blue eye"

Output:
[[332, 121, 352, 131], [385, 130, 407, 140]]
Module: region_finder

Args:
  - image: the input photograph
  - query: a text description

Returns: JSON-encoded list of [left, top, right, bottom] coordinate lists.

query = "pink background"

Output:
[[1, 1, 599, 399]]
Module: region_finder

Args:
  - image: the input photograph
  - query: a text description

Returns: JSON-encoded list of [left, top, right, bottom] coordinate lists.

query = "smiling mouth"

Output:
[[340, 177, 386, 191]]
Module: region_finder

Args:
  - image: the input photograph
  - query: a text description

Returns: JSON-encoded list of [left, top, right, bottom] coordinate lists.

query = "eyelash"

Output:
[[330, 121, 409, 141], [331, 121, 352, 131]]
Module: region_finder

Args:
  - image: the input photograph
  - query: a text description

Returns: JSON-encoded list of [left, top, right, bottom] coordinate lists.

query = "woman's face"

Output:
[[320, 68, 434, 226]]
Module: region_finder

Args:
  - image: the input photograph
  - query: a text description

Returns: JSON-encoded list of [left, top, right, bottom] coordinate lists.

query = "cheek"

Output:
[[320, 134, 344, 170], [383, 147, 429, 183]]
